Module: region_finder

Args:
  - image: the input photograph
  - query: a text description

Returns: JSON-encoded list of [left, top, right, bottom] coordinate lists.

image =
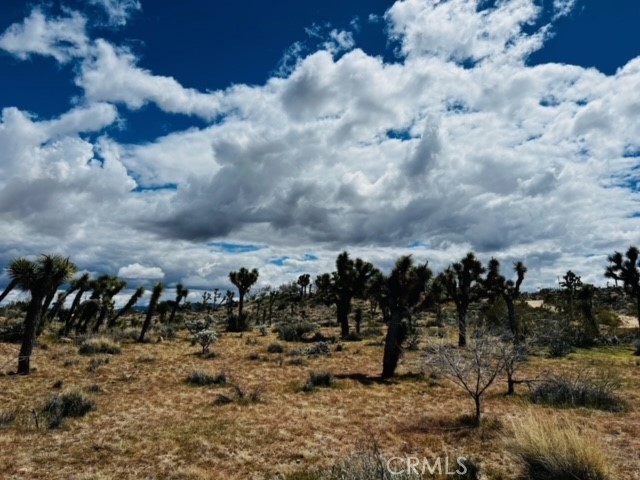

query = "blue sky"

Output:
[[0, 0, 639, 304]]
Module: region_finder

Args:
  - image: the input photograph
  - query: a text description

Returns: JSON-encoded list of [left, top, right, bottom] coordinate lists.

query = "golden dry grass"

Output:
[[0, 312, 639, 479], [509, 411, 613, 480]]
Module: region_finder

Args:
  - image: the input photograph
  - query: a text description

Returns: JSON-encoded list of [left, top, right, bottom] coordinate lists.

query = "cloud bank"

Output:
[[0, 0, 639, 299]]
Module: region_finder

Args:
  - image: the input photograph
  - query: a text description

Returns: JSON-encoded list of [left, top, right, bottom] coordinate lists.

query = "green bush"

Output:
[[276, 321, 316, 341]]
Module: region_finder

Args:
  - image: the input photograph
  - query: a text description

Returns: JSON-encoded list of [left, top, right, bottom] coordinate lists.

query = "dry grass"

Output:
[[509, 412, 613, 480], [0, 310, 639, 479]]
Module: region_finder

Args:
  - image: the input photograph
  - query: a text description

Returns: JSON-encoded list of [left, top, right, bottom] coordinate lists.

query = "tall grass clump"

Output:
[[43, 390, 96, 429], [78, 337, 121, 355], [302, 371, 334, 392], [186, 370, 227, 386], [509, 413, 612, 480]]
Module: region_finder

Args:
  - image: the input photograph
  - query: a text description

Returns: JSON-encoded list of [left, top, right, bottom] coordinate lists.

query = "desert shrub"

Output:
[[596, 308, 621, 328], [509, 413, 612, 480], [0, 411, 16, 428], [155, 323, 177, 340], [547, 335, 574, 358], [344, 332, 362, 342], [215, 384, 263, 406], [248, 352, 264, 361], [361, 326, 384, 337], [186, 318, 218, 354], [78, 337, 121, 355], [63, 358, 80, 368], [43, 391, 96, 429], [136, 355, 156, 363], [186, 370, 227, 386], [52, 380, 64, 389], [86, 384, 105, 394], [0, 319, 24, 343], [276, 321, 316, 341], [530, 371, 628, 412], [303, 371, 334, 392], [305, 341, 331, 356], [235, 384, 264, 404], [282, 441, 422, 479], [288, 358, 307, 366], [259, 325, 269, 336], [267, 342, 284, 353], [406, 331, 421, 351], [87, 357, 110, 372]]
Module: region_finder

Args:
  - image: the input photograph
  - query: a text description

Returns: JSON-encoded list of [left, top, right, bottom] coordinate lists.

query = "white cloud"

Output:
[[77, 40, 223, 119], [89, 0, 142, 27], [118, 263, 165, 279], [0, 9, 88, 62], [385, 0, 547, 64], [553, 0, 578, 20]]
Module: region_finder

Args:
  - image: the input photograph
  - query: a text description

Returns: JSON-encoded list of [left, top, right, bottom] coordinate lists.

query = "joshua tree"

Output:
[[168, 283, 189, 323], [484, 259, 527, 343], [8, 255, 77, 374], [46, 279, 81, 323], [138, 282, 164, 342], [381, 256, 432, 378], [74, 275, 119, 333], [228, 268, 259, 331], [297, 274, 311, 298], [0, 257, 32, 304], [605, 246, 640, 331], [93, 275, 127, 332], [438, 252, 486, 347], [560, 270, 582, 323], [365, 270, 387, 321], [315, 251, 378, 338], [62, 273, 91, 335], [579, 284, 599, 340], [108, 286, 145, 329]]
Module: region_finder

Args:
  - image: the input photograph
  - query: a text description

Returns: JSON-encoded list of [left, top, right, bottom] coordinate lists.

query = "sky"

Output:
[[0, 0, 639, 305]]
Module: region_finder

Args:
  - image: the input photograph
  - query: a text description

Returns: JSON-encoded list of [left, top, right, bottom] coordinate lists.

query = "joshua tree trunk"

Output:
[[337, 296, 351, 338], [93, 305, 109, 332], [457, 307, 467, 347], [63, 289, 85, 335], [636, 291, 640, 332], [382, 309, 408, 379], [0, 279, 18, 304], [474, 396, 481, 426], [505, 297, 521, 343], [76, 300, 100, 334], [17, 291, 45, 375], [507, 374, 515, 395]]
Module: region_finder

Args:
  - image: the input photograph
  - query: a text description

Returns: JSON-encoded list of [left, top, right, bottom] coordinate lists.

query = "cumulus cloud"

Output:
[[0, 9, 88, 62], [118, 263, 165, 279], [385, 0, 547, 63], [1, 0, 639, 293]]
